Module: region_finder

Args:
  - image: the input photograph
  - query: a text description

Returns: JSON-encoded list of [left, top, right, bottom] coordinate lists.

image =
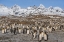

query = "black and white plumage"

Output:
[[2, 28, 5, 34], [14, 28, 16, 35], [4, 28, 7, 33], [39, 32, 42, 41], [44, 33, 48, 41], [18, 28, 21, 34], [33, 32, 37, 39], [41, 31, 44, 40], [27, 29, 30, 34]]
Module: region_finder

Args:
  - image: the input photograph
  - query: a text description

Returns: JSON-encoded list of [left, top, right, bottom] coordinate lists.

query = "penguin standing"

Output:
[[44, 33, 48, 41], [37, 30, 39, 34], [38, 32, 42, 42], [33, 32, 36, 39], [23, 26, 25, 34], [14, 28, 16, 35], [10, 27, 13, 33], [27, 26, 30, 35], [4, 28, 7, 33], [27, 29, 30, 35], [25, 28, 27, 34], [37, 30, 40, 40], [2, 28, 5, 34], [32, 26, 37, 38], [16, 27, 19, 34], [23, 28, 27, 34], [18, 28, 21, 34], [31, 30, 33, 39], [33, 30, 37, 39], [23, 28, 24, 34], [41, 31, 44, 40]]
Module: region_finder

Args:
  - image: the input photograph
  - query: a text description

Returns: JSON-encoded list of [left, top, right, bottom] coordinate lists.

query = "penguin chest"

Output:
[[33, 33, 36, 38], [27, 30, 29, 34], [41, 32, 44, 37], [19, 29, 21, 33], [39, 34, 42, 40], [44, 34, 47, 40], [2, 29, 5, 33]]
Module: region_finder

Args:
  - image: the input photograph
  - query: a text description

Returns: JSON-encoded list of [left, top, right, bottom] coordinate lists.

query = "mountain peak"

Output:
[[38, 4, 45, 9], [11, 4, 21, 9]]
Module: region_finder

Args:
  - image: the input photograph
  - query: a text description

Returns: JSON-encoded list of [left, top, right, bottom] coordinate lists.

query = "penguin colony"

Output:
[[1, 21, 64, 42]]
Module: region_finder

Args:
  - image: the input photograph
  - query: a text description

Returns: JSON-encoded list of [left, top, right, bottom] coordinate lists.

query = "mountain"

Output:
[[0, 4, 64, 17], [0, 4, 13, 16]]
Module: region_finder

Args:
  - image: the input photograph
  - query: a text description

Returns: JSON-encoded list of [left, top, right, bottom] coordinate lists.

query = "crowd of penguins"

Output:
[[1, 22, 63, 42]]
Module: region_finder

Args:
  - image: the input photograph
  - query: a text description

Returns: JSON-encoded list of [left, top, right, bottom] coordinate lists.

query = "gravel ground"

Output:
[[0, 30, 64, 42]]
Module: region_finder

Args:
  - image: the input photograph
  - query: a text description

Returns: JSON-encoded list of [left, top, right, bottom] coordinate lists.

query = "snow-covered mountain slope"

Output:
[[0, 4, 64, 17], [0, 4, 13, 16]]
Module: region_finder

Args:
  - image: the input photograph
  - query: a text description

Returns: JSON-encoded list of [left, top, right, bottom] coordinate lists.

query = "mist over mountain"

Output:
[[0, 4, 64, 17]]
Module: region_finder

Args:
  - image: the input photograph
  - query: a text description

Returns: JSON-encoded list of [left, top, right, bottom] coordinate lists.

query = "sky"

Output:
[[0, 0, 64, 9]]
